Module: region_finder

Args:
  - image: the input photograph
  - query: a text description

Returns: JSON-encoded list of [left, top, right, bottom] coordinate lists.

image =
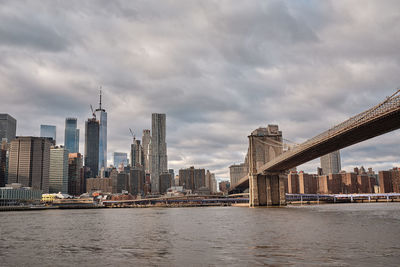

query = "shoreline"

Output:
[[1, 199, 400, 211]]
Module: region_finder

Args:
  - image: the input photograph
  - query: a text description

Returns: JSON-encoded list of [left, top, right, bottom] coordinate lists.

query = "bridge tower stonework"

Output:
[[248, 125, 286, 207]]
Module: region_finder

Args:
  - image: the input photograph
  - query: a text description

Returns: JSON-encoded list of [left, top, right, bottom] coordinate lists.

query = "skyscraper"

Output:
[[40, 125, 56, 144], [169, 169, 175, 185], [320, 150, 341, 175], [130, 139, 144, 169], [64, 118, 79, 153], [75, 129, 80, 153], [142, 129, 151, 173], [68, 153, 84, 196], [8, 137, 51, 193], [150, 113, 167, 193], [0, 113, 16, 143], [113, 152, 128, 169], [0, 140, 8, 187], [49, 146, 69, 193], [85, 118, 99, 178], [95, 91, 107, 170]]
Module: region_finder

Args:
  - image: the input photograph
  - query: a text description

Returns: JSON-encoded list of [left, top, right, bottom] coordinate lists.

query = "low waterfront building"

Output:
[[0, 183, 42, 206]]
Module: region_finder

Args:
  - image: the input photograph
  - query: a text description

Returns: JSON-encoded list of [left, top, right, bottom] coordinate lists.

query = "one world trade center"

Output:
[[95, 90, 107, 171]]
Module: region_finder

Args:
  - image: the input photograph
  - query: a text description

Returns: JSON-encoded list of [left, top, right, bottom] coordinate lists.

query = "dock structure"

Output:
[[286, 193, 400, 204]]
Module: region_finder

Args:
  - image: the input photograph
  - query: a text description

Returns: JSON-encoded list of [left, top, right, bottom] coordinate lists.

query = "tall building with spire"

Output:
[[150, 113, 167, 193], [95, 90, 107, 170]]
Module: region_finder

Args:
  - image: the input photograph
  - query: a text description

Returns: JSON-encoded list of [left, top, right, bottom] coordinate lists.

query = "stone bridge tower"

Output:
[[248, 125, 286, 206]]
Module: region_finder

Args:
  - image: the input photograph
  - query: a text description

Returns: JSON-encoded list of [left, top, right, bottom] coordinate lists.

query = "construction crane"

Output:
[[129, 128, 135, 141], [90, 104, 96, 119]]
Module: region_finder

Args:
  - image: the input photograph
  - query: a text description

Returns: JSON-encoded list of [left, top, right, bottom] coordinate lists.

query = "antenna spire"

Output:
[[99, 86, 102, 110]]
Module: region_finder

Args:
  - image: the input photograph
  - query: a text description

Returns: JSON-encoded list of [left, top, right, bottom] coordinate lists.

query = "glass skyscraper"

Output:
[[0, 113, 16, 143], [95, 91, 107, 170], [113, 152, 127, 168], [64, 118, 79, 153], [84, 118, 99, 178], [150, 113, 167, 193], [40, 125, 56, 144]]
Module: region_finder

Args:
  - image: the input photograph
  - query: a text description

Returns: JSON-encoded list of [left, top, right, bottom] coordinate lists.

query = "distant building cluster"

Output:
[[287, 166, 400, 194], [219, 181, 230, 193], [0, 91, 221, 204]]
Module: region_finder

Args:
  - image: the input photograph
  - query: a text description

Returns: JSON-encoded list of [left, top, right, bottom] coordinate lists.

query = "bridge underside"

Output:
[[264, 109, 400, 172]]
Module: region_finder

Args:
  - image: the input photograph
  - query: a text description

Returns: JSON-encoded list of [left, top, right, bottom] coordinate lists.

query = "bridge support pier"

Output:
[[250, 172, 286, 207]]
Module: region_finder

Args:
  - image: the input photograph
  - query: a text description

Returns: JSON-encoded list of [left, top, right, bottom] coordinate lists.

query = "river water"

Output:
[[1, 203, 399, 266]]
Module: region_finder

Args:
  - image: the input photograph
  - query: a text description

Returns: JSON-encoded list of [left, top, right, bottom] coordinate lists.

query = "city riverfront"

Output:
[[1, 203, 400, 266], [2, 1, 400, 266]]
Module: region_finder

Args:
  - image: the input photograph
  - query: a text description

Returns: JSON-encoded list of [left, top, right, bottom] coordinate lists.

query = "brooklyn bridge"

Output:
[[229, 90, 400, 207]]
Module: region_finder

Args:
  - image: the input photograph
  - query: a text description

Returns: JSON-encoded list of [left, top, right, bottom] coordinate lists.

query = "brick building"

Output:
[[86, 177, 112, 193]]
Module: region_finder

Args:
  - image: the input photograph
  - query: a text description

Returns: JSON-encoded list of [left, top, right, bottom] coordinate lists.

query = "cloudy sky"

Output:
[[1, 0, 400, 180]]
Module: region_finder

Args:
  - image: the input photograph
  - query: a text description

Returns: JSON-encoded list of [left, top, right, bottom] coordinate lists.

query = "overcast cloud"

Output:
[[1, 0, 400, 180]]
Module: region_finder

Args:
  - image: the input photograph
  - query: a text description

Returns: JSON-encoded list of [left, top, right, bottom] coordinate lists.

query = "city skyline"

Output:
[[1, 1, 400, 178]]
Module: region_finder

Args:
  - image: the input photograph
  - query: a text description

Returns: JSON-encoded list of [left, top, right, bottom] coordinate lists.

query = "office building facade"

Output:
[[0, 114, 16, 143], [159, 172, 172, 194], [64, 118, 79, 153], [68, 153, 84, 195], [49, 146, 69, 193], [8, 137, 51, 193], [130, 139, 144, 168], [179, 167, 205, 192], [113, 152, 128, 169], [129, 168, 145, 195], [40, 125, 56, 144], [142, 129, 151, 173], [150, 113, 167, 193], [229, 163, 248, 186], [320, 150, 341, 175], [84, 118, 99, 178], [0, 140, 8, 187], [86, 178, 112, 193]]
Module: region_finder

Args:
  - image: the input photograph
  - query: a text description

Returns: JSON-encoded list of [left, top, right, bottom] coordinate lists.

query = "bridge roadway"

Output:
[[231, 90, 400, 193]]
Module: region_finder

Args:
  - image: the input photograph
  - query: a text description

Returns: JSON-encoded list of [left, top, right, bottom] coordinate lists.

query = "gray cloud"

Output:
[[1, 0, 400, 179]]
